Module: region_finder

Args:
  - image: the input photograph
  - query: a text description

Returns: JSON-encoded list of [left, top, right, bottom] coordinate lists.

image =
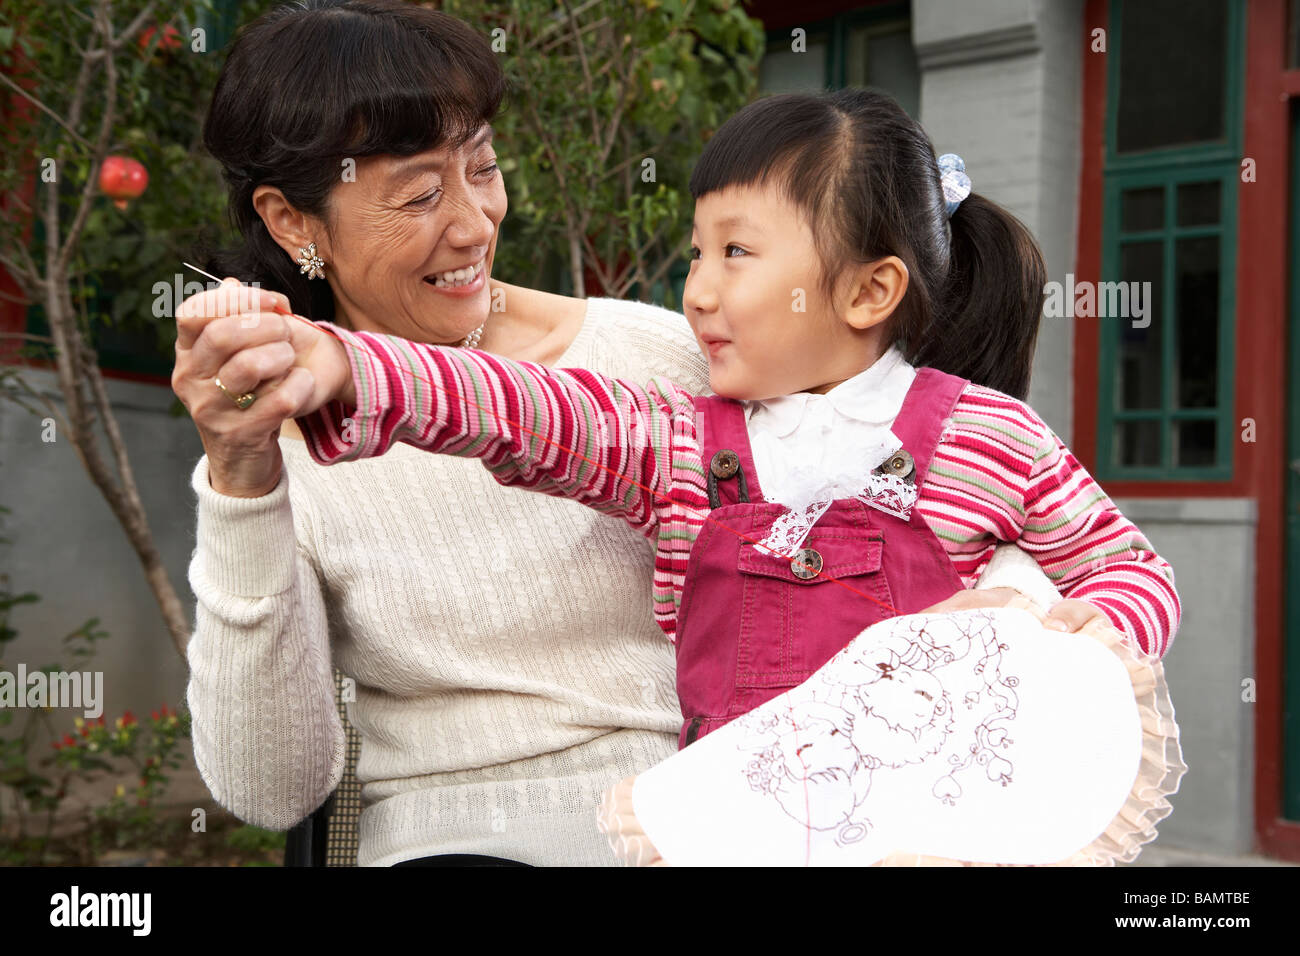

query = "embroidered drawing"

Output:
[[733, 610, 1019, 846]]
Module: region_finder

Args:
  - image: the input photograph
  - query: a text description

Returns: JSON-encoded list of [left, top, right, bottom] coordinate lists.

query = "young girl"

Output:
[[285, 89, 1180, 750]]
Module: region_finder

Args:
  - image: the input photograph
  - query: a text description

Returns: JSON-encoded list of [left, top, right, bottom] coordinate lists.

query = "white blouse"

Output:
[[743, 345, 916, 510]]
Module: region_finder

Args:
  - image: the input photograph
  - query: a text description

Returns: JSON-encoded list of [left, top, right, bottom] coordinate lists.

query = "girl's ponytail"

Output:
[[912, 192, 1047, 400]]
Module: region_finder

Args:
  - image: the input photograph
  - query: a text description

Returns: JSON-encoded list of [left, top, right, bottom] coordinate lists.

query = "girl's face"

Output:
[[683, 182, 893, 401]]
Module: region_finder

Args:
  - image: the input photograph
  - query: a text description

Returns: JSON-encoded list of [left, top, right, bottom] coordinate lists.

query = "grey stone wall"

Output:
[[914, 0, 1083, 443], [1112, 497, 1258, 856], [0, 370, 202, 724]]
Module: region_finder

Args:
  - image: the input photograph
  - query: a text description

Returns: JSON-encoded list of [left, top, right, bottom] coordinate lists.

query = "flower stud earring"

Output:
[[297, 241, 325, 280]]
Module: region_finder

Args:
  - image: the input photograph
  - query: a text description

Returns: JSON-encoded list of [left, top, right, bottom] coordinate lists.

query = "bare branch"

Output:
[[527, 0, 604, 47], [521, 100, 571, 196], [593, 24, 634, 170], [0, 247, 42, 297], [0, 367, 73, 437], [645, 248, 683, 292], [596, 144, 668, 185], [0, 287, 34, 305], [2, 185, 35, 216], [63, 35, 101, 132], [0, 331, 54, 345], [558, 0, 603, 149], [579, 232, 614, 292], [81, 349, 137, 501], [115, 0, 161, 50], [634, 218, 673, 265], [0, 73, 93, 151], [536, 14, 611, 56], [57, 0, 120, 277]]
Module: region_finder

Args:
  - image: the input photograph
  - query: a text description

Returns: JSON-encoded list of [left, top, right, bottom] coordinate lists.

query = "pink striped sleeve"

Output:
[[1010, 400, 1180, 657], [924, 386, 1180, 657], [294, 322, 698, 539]]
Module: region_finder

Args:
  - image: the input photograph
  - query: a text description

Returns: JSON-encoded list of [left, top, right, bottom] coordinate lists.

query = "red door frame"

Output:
[[1076, 0, 1297, 860]]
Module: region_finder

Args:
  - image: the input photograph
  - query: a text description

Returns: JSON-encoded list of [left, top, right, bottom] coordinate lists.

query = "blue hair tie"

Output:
[[937, 153, 971, 219]]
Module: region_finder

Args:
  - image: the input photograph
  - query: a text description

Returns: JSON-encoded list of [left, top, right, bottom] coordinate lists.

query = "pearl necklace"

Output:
[[461, 322, 486, 349]]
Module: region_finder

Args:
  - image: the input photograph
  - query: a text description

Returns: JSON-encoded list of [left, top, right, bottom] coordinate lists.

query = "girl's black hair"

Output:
[[196, 0, 505, 323], [688, 89, 1046, 400]]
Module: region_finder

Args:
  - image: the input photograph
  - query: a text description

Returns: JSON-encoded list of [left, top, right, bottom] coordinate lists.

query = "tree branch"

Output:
[[81, 349, 132, 495], [0, 73, 93, 151], [0, 246, 42, 298], [62, 13, 104, 132], [56, 0, 119, 278], [0, 367, 73, 438], [558, 0, 603, 150], [536, 14, 611, 56], [114, 0, 160, 50], [0, 287, 33, 305], [526, 0, 604, 48]]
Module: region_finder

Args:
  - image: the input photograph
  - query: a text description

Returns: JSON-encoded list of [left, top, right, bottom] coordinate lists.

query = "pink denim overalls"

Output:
[[673, 367, 971, 747]]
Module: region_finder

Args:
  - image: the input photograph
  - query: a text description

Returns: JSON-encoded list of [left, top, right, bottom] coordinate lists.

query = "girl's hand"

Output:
[[1042, 599, 1112, 634], [172, 278, 352, 497]]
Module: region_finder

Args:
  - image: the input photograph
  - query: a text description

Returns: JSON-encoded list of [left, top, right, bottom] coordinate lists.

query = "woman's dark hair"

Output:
[[688, 89, 1046, 399], [197, 0, 505, 323]]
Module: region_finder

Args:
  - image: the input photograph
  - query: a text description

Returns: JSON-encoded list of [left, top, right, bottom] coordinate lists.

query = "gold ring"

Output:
[[214, 377, 256, 410]]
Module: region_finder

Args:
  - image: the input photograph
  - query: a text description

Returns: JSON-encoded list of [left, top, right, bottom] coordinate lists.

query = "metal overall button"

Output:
[[791, 547, 823, 580], [710, 449, 740, 480], [878, 449, 915, 479]]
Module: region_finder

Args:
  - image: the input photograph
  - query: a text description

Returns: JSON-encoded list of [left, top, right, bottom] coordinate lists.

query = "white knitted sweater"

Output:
[[184, 296, 1060, 866]]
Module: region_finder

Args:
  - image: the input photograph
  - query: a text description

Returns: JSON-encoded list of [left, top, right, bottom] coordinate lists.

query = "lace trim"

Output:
[[756, 471, 919, 558]]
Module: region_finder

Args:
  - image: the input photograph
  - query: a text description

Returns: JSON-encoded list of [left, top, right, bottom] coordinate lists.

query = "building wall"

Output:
[[0, 370, 201, 725], [914, 0, 1257, 856], [1113, 497, 1258, 854], [913, 0, 1081, 444]]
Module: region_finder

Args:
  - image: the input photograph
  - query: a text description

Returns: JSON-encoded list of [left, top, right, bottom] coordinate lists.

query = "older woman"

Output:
[[173, 0, 1056, 866]]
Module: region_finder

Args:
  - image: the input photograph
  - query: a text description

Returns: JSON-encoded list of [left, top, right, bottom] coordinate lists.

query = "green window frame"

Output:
[[756, 2, 914, 102], [1094, 0, 1245, 481], [663, 2, 917, 306]]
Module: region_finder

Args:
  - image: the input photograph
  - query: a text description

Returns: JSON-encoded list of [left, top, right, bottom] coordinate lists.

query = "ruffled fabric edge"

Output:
[[595, 598, 1187, 867], [1043, 610, 1188, 867]]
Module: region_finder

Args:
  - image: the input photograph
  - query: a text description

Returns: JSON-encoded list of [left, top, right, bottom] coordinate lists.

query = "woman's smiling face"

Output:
[[305, 125, 506, 342]]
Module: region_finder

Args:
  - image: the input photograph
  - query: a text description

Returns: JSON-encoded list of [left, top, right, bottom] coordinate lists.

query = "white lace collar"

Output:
[[743, 346, 913, 438]]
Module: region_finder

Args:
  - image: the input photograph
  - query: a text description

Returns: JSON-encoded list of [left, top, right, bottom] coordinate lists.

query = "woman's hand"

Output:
[[172, 278, 351, 497]]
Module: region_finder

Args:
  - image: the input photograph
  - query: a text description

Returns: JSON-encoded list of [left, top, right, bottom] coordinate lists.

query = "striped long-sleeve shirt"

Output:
[[296, 323, 1180, 658]]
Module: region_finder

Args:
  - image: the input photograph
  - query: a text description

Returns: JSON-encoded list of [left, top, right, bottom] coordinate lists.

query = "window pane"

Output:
[[846, 23, 920, 118], [1175, 236, 1220, 408], [1291, 0, 1300, 69], [1121, 186, 1164, 232], [760, 34, 828, 93], [1115, 420, 1162, 468], [1116, 0, 1227, 153], [1117, 241, 1164, 410], [1175, 420, 1217, 467], [1176, 180, 1221, 227]]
